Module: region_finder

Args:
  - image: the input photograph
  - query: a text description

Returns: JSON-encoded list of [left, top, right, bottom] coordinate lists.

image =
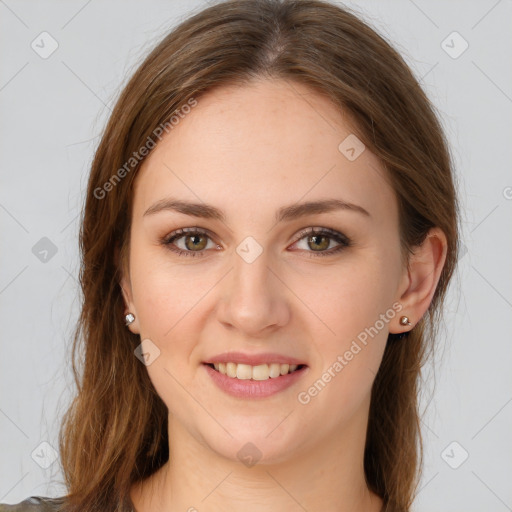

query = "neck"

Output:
[[130, 409, 383, 512]]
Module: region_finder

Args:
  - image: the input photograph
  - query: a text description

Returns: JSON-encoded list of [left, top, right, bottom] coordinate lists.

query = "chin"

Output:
[[200, 416, 307, 466]]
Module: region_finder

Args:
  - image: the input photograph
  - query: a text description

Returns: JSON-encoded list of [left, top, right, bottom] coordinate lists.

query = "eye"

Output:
[[161, 226, 351, 258], [290, 227, 351, 257], [161, 227, 219, 258]]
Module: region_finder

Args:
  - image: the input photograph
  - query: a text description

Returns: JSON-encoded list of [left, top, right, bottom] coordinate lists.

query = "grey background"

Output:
[[1, 0, 511, 510]]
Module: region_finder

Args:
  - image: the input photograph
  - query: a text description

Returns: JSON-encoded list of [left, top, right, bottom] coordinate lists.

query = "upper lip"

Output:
[[204, 351, 307, 366]]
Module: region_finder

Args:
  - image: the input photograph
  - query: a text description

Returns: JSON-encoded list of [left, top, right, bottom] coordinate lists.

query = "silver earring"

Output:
[[399, 315, 411, 326], [125, 313, 135, 326]]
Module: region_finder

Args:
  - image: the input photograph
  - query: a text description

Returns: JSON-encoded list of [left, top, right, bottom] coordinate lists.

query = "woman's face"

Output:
[[122, 78, 408, 464]]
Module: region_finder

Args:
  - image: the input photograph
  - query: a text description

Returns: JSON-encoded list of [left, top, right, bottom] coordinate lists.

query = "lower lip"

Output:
[[203, 363, 308, 399]]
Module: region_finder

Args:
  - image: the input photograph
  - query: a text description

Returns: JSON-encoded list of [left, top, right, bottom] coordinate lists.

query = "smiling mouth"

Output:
[[204, 362, 307, 380]]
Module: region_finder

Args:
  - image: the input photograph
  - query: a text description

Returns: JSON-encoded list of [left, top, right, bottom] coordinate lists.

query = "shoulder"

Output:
[[0, 496, 65, 512]]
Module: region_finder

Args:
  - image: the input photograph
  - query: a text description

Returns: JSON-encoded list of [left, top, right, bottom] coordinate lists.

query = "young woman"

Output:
[[0, 0, 459, 510]]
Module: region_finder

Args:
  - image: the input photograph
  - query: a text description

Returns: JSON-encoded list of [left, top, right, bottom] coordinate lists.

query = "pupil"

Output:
[[310, 235, 328, 251], [186, 234, 206, 250]]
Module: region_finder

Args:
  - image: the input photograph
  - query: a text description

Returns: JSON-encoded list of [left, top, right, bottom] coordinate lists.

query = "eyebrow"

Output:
[[143, 197, 370, 222]]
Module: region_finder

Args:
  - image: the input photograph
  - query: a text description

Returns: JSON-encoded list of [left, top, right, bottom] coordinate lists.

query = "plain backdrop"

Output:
[[1, 0, 511, 510]]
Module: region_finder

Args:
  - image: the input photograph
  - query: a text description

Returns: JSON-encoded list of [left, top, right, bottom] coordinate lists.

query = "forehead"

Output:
[[132, 79, 396, 224]]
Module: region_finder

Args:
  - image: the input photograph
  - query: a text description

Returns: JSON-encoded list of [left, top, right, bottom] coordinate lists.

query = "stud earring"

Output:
[[125, 313, 135, 326], [399, 315, 411, 326]]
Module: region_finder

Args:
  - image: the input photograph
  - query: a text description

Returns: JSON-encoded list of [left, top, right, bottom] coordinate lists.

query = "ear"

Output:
[[391, 227, 448, 334], [115, 245, 140, 335]]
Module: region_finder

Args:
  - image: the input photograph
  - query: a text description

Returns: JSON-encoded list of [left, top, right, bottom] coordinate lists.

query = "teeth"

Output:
[[251, 364, 268, 380], [269, 363, 281, 378], [236, 364, 252, 380], [227, 362, 237, 378], [212, 362, 301, 380]]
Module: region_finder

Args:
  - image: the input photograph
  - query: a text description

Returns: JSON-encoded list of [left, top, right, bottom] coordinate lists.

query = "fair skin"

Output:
[[121, 78, 447, 512]]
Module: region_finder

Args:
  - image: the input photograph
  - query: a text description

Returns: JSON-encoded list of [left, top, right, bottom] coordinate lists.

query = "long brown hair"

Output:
[[57, 1, 459, 510]]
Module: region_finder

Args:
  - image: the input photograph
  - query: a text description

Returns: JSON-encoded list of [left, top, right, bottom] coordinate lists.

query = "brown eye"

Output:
[[163, 228, 218, 258], [184, 233, 208, 251], [291, 227, 351, 257], [307, 234, 330, 252]]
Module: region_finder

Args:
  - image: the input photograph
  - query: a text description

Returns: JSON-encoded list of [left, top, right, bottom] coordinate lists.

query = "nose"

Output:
[[216, 248, 290, 338]]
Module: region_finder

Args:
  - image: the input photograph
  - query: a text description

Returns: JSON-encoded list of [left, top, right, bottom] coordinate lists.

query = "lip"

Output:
[[203, 363, 309, 399], [203, 351, 307, 366]]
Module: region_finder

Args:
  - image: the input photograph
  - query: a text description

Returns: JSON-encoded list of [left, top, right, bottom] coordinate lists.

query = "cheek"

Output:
[[129, 243, 215, 340], [293, 255, 398, 344], [128, 251, 211, 413], [290, 256, 397, 410]]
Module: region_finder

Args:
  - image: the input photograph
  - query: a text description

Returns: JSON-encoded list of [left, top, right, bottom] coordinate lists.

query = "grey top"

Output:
[[0, 496, 135, 512], [0, 497, 65, 511]]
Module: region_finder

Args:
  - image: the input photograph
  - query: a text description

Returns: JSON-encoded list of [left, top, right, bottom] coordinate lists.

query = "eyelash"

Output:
[[161, 227, 352, 258]]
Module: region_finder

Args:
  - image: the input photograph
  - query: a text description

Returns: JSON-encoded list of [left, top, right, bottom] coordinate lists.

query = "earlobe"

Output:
[[125, 312, 136, 327], [392, 227, 448, 334], [120, 278, 140, 335], [117, 246, 140, 335]]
